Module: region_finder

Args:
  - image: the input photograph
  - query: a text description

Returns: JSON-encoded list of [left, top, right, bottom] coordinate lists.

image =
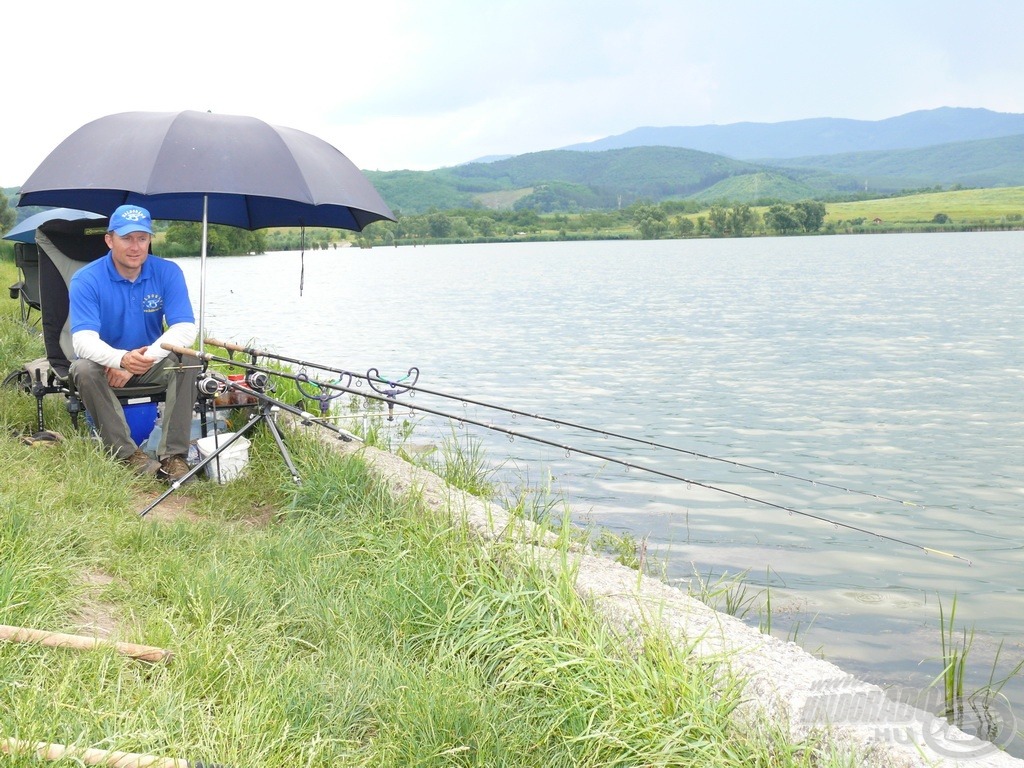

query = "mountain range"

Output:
[[365, 107, 1024, 215], [559, 107, 1024, 158]]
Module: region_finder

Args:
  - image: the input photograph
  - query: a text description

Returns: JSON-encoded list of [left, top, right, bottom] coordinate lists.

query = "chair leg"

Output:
[[66, 393, 85, 431], [30, 369, 47, 433]]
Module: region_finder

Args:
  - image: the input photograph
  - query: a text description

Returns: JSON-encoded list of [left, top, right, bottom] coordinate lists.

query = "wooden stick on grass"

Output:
[[0, 738, 224, 767], [0, 624, 172, 663]]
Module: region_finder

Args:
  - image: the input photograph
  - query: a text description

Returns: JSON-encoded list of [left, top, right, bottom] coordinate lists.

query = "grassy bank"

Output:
[[823, 186, 1024, 229], [0, 259, 856, 766]]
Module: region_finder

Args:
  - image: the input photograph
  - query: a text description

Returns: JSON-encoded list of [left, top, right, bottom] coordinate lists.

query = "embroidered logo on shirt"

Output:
[[142, 293, 164, 313]]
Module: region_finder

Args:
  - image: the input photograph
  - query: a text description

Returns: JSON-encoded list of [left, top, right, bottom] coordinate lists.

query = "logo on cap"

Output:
[[109, 204, 153, 235]]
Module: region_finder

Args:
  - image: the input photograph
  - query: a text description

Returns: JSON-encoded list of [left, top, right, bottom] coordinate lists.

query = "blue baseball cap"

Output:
[[108, 205, 153, 236]]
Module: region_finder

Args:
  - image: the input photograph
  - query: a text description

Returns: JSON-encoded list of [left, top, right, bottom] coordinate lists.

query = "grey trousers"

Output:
[[70, 352, 201, 460]]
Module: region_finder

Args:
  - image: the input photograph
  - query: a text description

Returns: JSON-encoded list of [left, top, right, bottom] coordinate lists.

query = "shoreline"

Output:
[[313, 425, 1023, 767]]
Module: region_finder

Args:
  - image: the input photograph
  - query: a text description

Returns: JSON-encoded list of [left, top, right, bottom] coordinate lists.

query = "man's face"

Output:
[[105, 231, 151, 277]]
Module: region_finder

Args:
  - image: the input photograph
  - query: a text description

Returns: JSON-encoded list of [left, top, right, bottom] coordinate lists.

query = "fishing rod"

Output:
[[162, 345, 360, 444], [204, 338, 936, 512], [192, 343, 970, 565]]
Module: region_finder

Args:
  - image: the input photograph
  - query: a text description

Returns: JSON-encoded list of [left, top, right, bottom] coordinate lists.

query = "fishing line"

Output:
[[190, 343, 971, 565], [203, 338, 936, 512]]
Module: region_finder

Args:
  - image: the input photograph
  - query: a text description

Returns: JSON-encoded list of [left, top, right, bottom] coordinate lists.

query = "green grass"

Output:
[[824, 186, 1024, 226], [937, 593, 973, 723], [0, 258, 858, 765], [932, 593, 1024, 738], [473, 188, 536, 209]]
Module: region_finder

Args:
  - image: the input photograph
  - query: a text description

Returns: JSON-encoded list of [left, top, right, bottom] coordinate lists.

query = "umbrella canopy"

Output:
[[17, 110, 394, 231], [17, 110, 396, 351], [3, 208, 105, 243]]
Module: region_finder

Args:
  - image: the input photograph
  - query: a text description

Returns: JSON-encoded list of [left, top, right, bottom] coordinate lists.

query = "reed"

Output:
[[938, 593, 972, 722], [932, 592, 1024, 739]]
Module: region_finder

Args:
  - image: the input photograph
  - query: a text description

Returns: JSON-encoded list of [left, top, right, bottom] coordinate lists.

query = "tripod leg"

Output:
[[263, 410, 302, 486], [138, 412, 263, 517]]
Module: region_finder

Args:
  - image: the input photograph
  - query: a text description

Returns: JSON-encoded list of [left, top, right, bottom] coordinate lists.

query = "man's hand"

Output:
[[106, 366, 133, 387], [119, 347, 157, 376]]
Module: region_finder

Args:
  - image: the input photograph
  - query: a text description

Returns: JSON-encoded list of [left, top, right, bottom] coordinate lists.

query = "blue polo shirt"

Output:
[[70, 253, 195, 351]]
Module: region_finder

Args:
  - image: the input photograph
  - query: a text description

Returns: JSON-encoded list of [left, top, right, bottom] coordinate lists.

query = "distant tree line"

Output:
[[0, 191, 15, 235], [159, 222, 268, 256], [352, 198, 830, 246]]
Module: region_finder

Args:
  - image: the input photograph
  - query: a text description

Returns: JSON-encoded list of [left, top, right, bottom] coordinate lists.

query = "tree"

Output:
[[631, 203, 668, 239], [164, 222, 266, 255], [673, 216, 695, 237], [0, 191, 14, 234], [727, 204, 758, 237], [707, 205, 729, 237], [427, 212, 453, 238], [793, 200, 826, 232], [474, 216, 496, 237], [764, 205, 803, 235]]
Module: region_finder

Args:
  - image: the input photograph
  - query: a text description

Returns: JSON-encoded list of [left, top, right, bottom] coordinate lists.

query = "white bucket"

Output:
[[195, 432, 250, 484]]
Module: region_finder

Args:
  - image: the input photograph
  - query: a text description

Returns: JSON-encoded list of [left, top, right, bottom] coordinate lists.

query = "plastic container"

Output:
[[144, 413, 229, 458], [195, 432, 250, 484], [122, 401, 159, 446]]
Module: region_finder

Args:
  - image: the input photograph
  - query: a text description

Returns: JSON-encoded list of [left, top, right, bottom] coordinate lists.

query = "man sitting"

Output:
[[69, 204, 199, 480]]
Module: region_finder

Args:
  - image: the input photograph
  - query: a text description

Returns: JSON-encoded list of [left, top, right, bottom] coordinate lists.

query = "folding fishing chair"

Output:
[[12, 217, 167, 434], [7, 241, 42, 325]]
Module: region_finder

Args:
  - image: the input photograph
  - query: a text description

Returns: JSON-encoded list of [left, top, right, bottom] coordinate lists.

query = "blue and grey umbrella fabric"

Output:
[[17, 110, 396, 347], [17, 110, 394, 231], [3, 208, 105, 243]]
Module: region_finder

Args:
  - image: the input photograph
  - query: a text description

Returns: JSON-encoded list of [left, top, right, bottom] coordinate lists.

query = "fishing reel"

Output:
[[245, 370, 271, 393], [195, 372, 225, 397], [195, 370, 271, 402]]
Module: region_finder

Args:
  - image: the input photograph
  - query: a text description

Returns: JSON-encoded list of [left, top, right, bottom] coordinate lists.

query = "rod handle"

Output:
[[161, 343, 208, 360], [204, 338, 247, 353]]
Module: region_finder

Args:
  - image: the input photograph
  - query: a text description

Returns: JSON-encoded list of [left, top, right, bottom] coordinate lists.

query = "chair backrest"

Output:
[[13, 242, 42, 310], [35, 217, 110, 378]]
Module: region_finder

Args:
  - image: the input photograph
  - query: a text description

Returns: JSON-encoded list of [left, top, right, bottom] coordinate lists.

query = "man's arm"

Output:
[[145, 322, 198, 360], [72, 329, 127, 369]]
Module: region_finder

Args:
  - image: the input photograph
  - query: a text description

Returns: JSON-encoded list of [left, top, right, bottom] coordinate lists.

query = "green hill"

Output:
[[9, 130, 1024, 221], [770, 134, 1024, 190], [366, 147, 783, 214], [689, 171, 820, 203], [364, 136, 1024, 215]]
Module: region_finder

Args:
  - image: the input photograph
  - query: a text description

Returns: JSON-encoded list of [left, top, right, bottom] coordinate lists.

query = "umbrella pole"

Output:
[[199, 195, 209, 355]]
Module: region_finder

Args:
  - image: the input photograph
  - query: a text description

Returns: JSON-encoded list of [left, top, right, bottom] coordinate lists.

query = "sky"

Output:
[[4, 0, 1024, 187]]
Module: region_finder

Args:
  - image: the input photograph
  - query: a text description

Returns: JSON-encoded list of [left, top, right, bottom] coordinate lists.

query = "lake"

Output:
[[177, 232, 1024, 748]]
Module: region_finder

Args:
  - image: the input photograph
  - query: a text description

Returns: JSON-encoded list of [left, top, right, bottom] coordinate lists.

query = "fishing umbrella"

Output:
[[2, 208, 105, 243], [17, 110, 395, 347]]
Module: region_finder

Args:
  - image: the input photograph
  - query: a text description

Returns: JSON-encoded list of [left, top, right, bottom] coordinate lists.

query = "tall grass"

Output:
[[933, 592, 1024, 744], [0, 259, 854, 766], [937, 593, 972, 722]]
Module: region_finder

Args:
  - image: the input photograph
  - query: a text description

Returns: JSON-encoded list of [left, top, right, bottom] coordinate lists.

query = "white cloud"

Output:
[[4, 0, 1024, 186]]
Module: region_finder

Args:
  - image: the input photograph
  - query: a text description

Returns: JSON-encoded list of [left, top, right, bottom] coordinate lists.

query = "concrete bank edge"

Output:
[[311, 429, 1020, 767]]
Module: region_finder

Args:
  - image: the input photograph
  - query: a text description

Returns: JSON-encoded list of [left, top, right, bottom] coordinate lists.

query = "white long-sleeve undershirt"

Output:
[[72, 322, 198, 370]]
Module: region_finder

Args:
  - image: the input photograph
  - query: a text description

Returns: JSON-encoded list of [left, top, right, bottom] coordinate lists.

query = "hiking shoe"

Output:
[[158, 454, 191, 483], [124, 448, 160, 476]]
